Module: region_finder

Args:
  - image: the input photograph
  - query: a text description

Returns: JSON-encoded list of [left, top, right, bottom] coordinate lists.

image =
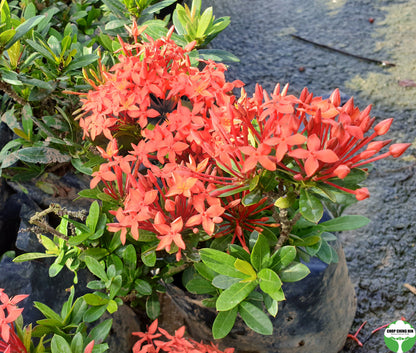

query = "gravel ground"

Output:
[[200, 0, 416, 351]]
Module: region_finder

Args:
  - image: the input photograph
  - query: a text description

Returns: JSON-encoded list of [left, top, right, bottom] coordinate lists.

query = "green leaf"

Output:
[[146, 294, 160, 320], [84, 256, 108, 282], [141, 247, 156, 267], [5, 15, 44, 50], [315, 240, 333, 264], [65, 54, 98, 72], [239, 301, 273, 335], [185, 277, 216, 294], [299, 189, 323, 223], [142, 0, 177, 15], [228, 244, 250, 262], [279, 262, 310, 282], [83, 293, 108, 306], [200, 248, 248, 279], [250, 233, 270, 271], [258, 268, 282, 301], [242, 189, 262, 206], [194, 262, 217, 281], [196, 7, 212, 38], [234, 259, 256, 280], [134, 279, 152, 296], [83, 305, 107, 323], [86, 201, 100, 232], [71, 332, 84, 353], [72, 158, 93, 175], [26, 39, 57, 63], [197, 49, 240, 63], [34, 302, 62, 321], [216, 280, 257, 311], [87, 318, 112, 344], [264, 293, 278, 317], [13, 252, 55, 262], [0, 29, 15, 46], [212, 275, 240, 289], [15, 147, 71, 164], [51, 335, 71, 353], [212, 307, 238, 339], [318, 215, 370, 232]]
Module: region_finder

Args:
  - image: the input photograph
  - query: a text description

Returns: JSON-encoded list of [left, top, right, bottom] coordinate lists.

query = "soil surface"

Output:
[[200, 0, 416, 352]]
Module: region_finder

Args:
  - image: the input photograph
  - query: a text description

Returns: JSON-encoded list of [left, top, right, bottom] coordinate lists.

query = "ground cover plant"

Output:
[[0, 0, 412, 352]]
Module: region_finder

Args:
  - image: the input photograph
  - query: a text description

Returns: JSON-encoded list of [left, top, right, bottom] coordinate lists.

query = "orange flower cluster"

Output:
[[132, 319, 234, 353], [0, 289, 28, 353], [79, 24, 410, 258]]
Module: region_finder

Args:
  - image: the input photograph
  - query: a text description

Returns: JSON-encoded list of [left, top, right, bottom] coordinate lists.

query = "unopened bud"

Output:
[[389, 143, 411, 158], [355, 187, 370, 201], [374, 118, 393, 136]]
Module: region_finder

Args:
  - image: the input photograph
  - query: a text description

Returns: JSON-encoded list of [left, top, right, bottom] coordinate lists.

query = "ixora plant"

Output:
[[13, 22, 411, 346]]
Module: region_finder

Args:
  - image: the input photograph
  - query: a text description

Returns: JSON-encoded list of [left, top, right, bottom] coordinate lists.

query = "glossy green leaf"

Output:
[[15, 147, 71, 164], [143, 0, 177, 15], [212, 307, 238, 339], [194, 262, 217, 281], [315, 240, 333, 264], [0, 29, 15, 46], [197, 49, 240, 63], [200, 248, 248, 279], [264, 293, 278, 317], [250, 233, 270, 271], [146, 294, 160, 320], [51, 334, 71, 353], [239, 301, 273, 335], [65, 54, 98, 72], [318, 215, 370, 232], [84, 256, 108, 282], [242, 189, 262, 206], [13, 252, 55, 262], [141, 247, 156, 267], [71, 332, 83, 353], [234, 259, 256, 280], [216, 280, 257, 311], [83, 305, 107, 323], [83, 294, 108, 307], [212, 275, 240, 289], [134, 279, 152, 296], [87, 318, 112, 344], [185, 277, 216, 294], [196, 6, 212, 37], [33, 302, 62, 321], [299, 189, 323, 223], [258, 268, 282, 300], [228, 244, 251, 262], [5, 15, 44, 50], [279, 262, 310, 282]]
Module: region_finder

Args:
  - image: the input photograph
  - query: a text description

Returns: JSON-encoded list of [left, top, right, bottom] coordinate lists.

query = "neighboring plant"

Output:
[[131, 319, 234, 353], [14, 22, 411, 342], [0, 287, 109, 353], [0, 0, 235, 182]]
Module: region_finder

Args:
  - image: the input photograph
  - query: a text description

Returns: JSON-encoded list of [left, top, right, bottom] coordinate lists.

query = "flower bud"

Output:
[[333, 165, 350, 179], [374, 118, 393, 136], [329, 88, 341, 107], [389, 143, 411, 158], [355, 187, 370, 201]]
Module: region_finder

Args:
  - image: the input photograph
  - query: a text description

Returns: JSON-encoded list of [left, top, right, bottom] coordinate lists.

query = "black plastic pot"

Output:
[[167, 242, 356, 353]]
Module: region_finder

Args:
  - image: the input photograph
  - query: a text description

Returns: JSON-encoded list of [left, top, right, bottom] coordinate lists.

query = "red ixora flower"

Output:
[[0, 289, 28, 353], [131, 320, 234, 353]]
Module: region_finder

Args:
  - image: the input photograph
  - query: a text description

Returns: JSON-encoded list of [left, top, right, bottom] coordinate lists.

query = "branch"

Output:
[[291, 34, 395, 67], [0, 80, 27, 106]]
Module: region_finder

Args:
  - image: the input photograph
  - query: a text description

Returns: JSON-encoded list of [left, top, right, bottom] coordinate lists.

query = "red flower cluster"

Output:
[[77, 25, 243, 141], [132, 320, 234, 353], [79, 24, 410, 259], [0, 289, 28, 353]]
